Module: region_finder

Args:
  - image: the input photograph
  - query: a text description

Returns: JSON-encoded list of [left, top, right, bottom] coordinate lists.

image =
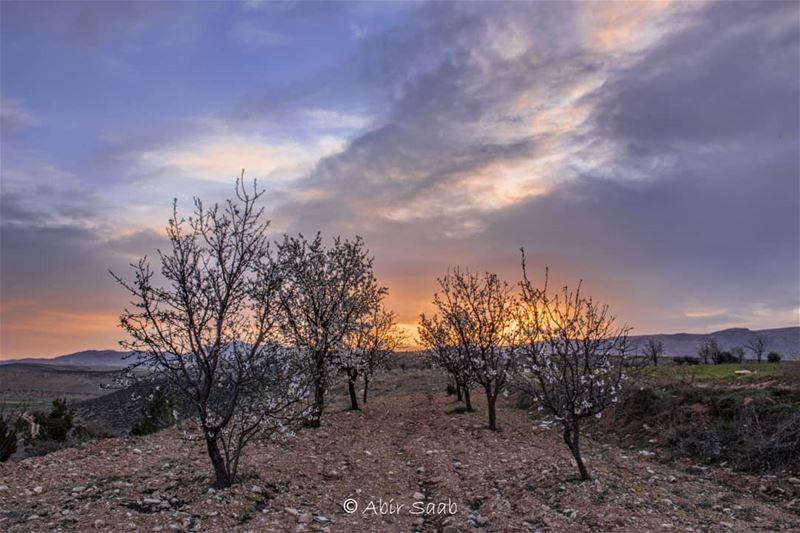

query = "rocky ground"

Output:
[[1, 373, 799, 532]]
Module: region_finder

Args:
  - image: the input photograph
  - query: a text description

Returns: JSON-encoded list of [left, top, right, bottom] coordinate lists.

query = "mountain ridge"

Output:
[[1, 326, 798, 366], [628, 326, 799, 359]]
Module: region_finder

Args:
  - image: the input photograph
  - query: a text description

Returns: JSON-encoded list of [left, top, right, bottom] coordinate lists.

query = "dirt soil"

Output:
[[1, 384, 799, 532]]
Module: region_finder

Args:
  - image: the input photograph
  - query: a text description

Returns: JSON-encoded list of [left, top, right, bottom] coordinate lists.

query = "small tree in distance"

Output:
[[113, 178, 310, 488], [746, 335, 766, 364], [698, 337, 720, 365], [516, 256, 631, 481], [731, 346, 745, 363], [431, 269, 518, 430], [642, 339, 664, 366], [418, 312, 476, 411], [339, 305, 404, 410]]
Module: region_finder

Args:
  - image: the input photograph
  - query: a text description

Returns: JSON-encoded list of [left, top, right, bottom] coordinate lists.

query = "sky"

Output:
[[1, 0, 798, 359]]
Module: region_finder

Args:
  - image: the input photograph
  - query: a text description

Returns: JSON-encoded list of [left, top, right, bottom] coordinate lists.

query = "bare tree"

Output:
[[113, 178, 310, 488], [698, 337, 721, 365], [516, 259, 631, 481], [431, 269, 518, 430], [418, 313, 476, 411], [730, 346, 745, 363], [745, 335, 766, 364], [642, 339, 664, 366], [276, 233, 383, 427], [340, 306, 404, 410]]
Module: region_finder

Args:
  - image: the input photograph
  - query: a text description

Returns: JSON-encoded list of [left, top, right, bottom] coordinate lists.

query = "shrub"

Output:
[[27, 398, 74, 443], [0, 410, 19, 462], [712, 351, 739, 364], [445, 383, 457, 396], [619, 387, 664, 423], [624, 386, 800, 474], [767, 352, 781, 363], [131, 388, 176, 436], [674, 356, 700, 365]]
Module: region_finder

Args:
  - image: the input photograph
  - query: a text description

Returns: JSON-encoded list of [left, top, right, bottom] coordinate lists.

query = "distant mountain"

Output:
[[2, 326, 798, 366], [628, 326, 800, 360], [0, 349, 132, 368]]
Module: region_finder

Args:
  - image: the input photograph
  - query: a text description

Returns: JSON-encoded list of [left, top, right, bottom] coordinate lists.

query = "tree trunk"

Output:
[[307, 354, 326, 428], [456, 381, 463, 402], [463, 386, 473, 412], [563, 422, 591, 481], [347, 376, 360, 411], [486, 388, 497, 430], [362, 377, 369, 404], [205, 434, 232, 488]]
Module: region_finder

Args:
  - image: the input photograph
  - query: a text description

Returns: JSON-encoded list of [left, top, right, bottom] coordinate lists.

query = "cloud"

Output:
[[263, 1, 798, 334], [231, 20, 288, 46], [0, 97, 40, 132], [0, 1, 797, 356]]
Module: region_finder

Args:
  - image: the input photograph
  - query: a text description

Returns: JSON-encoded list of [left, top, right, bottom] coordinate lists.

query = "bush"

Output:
[[27, 398, 73, 444], [712, 351, 739, 365], [622, 386, 800, 474], [0, 411, 19, 462], [445, 383, 457, 396], [767, 352, 781, 363], [131, 388, 176, 436], [619, 387, 664, 423], [674, 356, 700, 365]]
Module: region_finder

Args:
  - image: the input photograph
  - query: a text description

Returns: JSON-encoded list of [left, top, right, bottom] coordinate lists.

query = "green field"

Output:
[[633, 362, 783, 382]]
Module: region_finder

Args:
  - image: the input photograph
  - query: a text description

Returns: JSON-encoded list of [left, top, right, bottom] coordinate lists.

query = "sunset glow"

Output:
[[1, 1, 798, 359]]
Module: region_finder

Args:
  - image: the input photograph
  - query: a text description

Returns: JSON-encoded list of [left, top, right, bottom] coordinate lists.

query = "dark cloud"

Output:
[[594, 0, 799, 148], [267, 1, 799, 333]]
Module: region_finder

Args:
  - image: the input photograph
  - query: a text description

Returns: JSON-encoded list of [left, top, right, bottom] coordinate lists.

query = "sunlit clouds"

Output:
[[1, 1, 798, 358]]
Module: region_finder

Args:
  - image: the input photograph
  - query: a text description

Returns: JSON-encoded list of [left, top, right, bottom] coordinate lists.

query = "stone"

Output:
[[285, 507, 300, 516], [94, 519, 106, 529], [476, 515, 489, 525], [33, 486, 43, 494], [413, 491, 426, 500], [250, 485, 264, 494], [298, 513, 313, 524]]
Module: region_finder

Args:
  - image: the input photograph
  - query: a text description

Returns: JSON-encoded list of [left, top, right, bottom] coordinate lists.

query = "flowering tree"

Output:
[[516, 258, 631, 481], [431, 269, 518, 430], [276, 233, 383, 427], [112, 178, 310, 488], [339, 306, 404, 410], [418, 312, 475, 411]]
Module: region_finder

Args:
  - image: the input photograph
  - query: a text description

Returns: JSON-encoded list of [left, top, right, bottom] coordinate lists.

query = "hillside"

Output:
[[1, 387, 799, 532], [0, 363, 120, 410], [0, 350, 131, 368], [628, 326, 799, 359]]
